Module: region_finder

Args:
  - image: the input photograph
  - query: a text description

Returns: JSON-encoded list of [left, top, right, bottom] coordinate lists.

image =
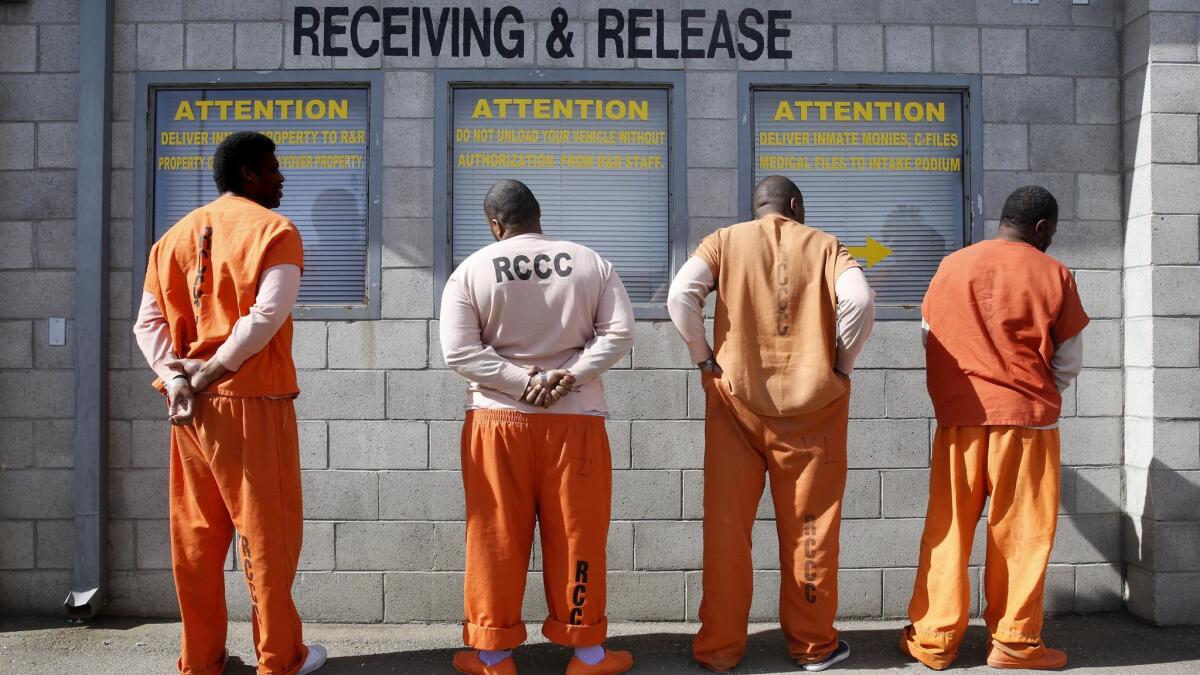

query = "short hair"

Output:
[[212, 132, 276, 193], [483, 179, 540, 228], [1000, 185, 1058, 232]]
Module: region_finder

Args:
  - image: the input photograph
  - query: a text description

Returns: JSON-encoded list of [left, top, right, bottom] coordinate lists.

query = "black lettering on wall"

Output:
[[351, 6, 380, 57], [767, 10, 792, 59], [323, 6, 349, 57], [463, 8, 491, 57], [627, 8, 652, 59], [423, 6, 452, 56], [294, 7, 320, 56], [736, 9, 764, 60], [708, 10, 735, 59], [382, 7, 408, 56], [597, 8, 624, 58], [680, 9, 705, 59], [494, 6, 525, 58]]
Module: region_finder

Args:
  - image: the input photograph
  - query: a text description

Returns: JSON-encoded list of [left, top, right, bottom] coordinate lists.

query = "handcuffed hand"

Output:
[[165, 376, 195, 426], [521, 366, 576, 408]]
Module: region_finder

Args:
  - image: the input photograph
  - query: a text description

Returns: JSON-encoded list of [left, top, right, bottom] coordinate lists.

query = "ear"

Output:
[[489, 218, 503, 239], [791, 197, 804, 222], [240, 163, 258, 185]]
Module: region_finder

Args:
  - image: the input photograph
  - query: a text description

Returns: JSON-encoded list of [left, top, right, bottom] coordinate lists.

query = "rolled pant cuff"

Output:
[[463, 621, 528, 651], [542, 616, 608, 647], [178, 649, 228, 675], [904, 625, 959, 669]]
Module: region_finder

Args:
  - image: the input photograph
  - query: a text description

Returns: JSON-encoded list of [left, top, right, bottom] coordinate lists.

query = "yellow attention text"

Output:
[[173, 98, 350, 122], [471, 98, 650, 121], [773, 100, 946, 123]]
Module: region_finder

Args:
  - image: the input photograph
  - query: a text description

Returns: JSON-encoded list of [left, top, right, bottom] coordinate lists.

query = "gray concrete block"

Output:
[[1030, 125, 1120, 172], [1130, 318, 1199, 368], [0, 170, 76, 220], [1051, 514, 1119, 564], [0, 521, 34, 569], [983, 123, 1028, 170], [1075, 369, 1123, 417], [687, 119, 738, 169], [381, 267, 434, 318], [384, 71, 435, 118], [631, 420, 704, 469], [379, 470, 464, 520], [884, 370, 934, 419], [881, 470, 931, 519], [329, 420, 427, 470], [31, 318, 72, 369], [301, 470, 378, 520], [34, 519, 71, 570], [1073, 467, 1122, 515], [983, 76, 1076, 124], [186, 23, 234, 70], [0, 570, 73, 616], [977, 0, 1071, 26], [933, 26, 979, 74], [609, 520, 634, 571], [684, 72, 737, 119], [428, 420, 461, 470], [384, 571, 464, 621], [1077, 173, 1123, 222], [130, 419, 170, 468], [293, 572, 384, 622], [613, 470, 681, 519], [855, 321, 925, 370], [108, 519, 136, 571], [108, 420, 132, 469], [234, 22, 284, 69], [1153, 267, 1200, 318], [136, 23, 183, 71], [335, 521, 436, 571], [839, 568, 884, 619], [1073, 564, 1121, 611], [292, 320, 327, 369], [1148, 215, 1200, 266], [881, 0, 976, 24], [386, 369, 464, 420], [35, 220, 75, 269], [0, 24, 36, 73], [1076, 269, 1121, 319], [848, 369, 886, 419], [848, 419, 930, 469], [1126, 418, 1199, 471], [837, 25, 884, 72], [1155, 522, 1200, 573], [328, 320, 427, 370], [299, 420, 328, 469], [0, 124, 34, 170], [0, 419, 33, 469], [842, 470, 881, 520], [608, 571, 687, 620], [135, 519, 172, 570], [1060, 417, 1122, 466], [1072, 0, 1121, 28], [687, 168, 738, 219], [1081, 319, 1121, 368], [1151, 63, 1200, 114], [0, 369, 74, 418], [787, 24, 835, 72], [0, 74, 78, 122], [1148, 11, 1200, 62], [1042, 564, 1077, 613], [296, 369, 386, 420], [108, 468, 168, 519], [607, 420, 632, 470], [1152, 165, 1200, 218], [634, 521, 701, 570], [115, 0, 183, 22], [841, 518, 925, 568], [383, 118, 434, 168], [431, 521, 465, 571], [981, 28, 1026, 74], [1029, 29, 1118, 76], [602, 370, 688, 420], [108, 369, 169, 420], [104, 570, 180, 618], [1075, 79, 1121, 126], [382, 168, 434, 218], [686, 369, 706, 420], [985, 169, 1079, 221], [0, 221, 34, 270], [0, 321, 33, 368], [631, 320, 691, 369], [383, 218, 434, 269], [301, 521, 335, 571], [885, 26, 932, 73]]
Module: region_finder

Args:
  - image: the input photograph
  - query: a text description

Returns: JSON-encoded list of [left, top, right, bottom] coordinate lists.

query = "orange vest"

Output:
[[144, 194, 304, 397], [923, 239, 1089, 427], [696, 214, 860, 417]]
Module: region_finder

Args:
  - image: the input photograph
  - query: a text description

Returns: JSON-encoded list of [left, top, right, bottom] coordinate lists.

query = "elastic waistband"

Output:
[[466, 409, 604, 426]]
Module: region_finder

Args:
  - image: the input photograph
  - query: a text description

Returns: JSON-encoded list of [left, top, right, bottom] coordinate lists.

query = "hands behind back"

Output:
[[521, 365, 576, 408]]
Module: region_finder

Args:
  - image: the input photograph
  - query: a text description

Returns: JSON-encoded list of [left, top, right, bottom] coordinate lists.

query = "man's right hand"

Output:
[[166, 377, 195, 426], [521, 367, 576, 408]]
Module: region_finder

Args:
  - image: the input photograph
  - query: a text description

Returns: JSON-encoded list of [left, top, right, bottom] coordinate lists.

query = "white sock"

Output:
[[575, 645, 605, 665], [479, 649, 512, 666]]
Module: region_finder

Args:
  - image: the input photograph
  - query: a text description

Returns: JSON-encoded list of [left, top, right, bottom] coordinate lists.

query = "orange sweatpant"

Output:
[[694, 374, 850, 672], [905, 426, 1061, 669], [461, 409, 612, 651], [169, 396, 307, 675]]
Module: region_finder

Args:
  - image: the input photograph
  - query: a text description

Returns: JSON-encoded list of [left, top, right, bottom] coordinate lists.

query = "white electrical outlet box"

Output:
[[49, 317, 66, 346]]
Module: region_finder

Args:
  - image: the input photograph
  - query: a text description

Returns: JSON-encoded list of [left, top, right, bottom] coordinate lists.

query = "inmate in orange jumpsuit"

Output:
[[144, 194, 308, 675], [678, 215, 868, 672], [904, 239, 1089, 670]]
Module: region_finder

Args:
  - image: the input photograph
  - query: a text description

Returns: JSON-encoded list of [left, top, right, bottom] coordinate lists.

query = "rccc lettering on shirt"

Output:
[[493, 252, 573, 283]]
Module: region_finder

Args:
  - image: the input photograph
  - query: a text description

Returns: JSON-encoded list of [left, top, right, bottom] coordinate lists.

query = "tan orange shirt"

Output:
[[144, 194, 304, 397], [923, 239, 1090, 427], [695, 214, 861, 417]]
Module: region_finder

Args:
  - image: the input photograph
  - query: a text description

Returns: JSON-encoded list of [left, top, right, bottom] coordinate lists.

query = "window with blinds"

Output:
[[449, 86, 672, 304], [752, 88, 967, 307], [152, 86, 371, 307]]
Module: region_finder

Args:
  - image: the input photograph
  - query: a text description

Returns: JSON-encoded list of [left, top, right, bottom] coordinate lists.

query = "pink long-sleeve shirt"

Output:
[[439, 233, 635, 416]]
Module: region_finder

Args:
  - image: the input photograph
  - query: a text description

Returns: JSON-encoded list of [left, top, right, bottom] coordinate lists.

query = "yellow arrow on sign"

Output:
[[848, 237, 893, 268]]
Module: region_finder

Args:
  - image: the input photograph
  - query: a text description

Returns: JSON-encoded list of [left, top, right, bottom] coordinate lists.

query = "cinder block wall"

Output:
[[0, 0, 1131, 621]]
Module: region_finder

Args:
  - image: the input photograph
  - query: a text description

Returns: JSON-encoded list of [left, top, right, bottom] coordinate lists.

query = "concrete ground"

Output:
[[2, 614, 1198, 674]]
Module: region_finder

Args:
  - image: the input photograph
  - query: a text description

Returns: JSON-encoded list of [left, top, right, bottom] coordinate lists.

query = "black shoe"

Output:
[[800, 641, 850, 672]]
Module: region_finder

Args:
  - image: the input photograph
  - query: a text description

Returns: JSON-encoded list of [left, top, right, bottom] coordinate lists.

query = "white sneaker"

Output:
[[299, 644, 327, 674]]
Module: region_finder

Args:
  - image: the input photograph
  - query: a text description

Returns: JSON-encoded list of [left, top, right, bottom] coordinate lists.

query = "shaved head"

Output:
[[484, 179, 541, 231], [753, 175, 804, 221]]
